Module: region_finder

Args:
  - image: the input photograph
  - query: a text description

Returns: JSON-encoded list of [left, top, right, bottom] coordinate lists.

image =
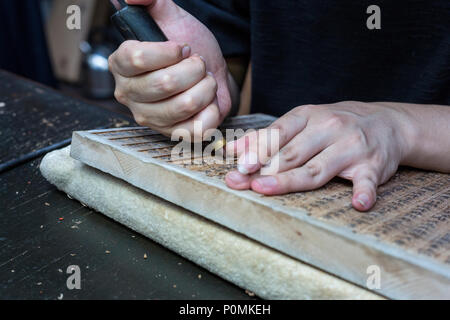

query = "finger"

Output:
[[225, 170, 251, 190], [267, 111, 309, 151], [167, 102, 221, 141], [109, 40, 189, 77], [131, 74, 217, 127], [235, 131, 260, 174], [261, 127, 331, 175], [226, 112, 307, 157], [351, 168, 379, 211], [126, 55, 206, 103], [141, 0, 180, 23], [126, 0, 154, 5], [250, 144, 352, 195], [230, 113, 309, 175], [225, 130, 257, 157]]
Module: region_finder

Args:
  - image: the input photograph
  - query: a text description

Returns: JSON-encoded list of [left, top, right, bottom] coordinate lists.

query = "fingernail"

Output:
[[237, 152, 259, 175], [207, 71, 214, 77], [182, 45, 191, 59], [199, 55, 206, 62], [357, 193, 370, 208], [227, 171, 248, 184], [255, 176, 278, 188]]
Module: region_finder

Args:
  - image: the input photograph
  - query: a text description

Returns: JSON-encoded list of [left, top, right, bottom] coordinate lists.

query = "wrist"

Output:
[[389, 103, 426, 167], [379, 102, 418, 166]]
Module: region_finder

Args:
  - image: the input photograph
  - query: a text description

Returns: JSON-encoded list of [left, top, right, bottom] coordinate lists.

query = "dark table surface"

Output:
[[0, 70, 254, 300]]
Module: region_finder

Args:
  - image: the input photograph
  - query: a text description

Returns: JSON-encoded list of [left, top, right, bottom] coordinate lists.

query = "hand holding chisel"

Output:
[[108, 0, 238, 141]]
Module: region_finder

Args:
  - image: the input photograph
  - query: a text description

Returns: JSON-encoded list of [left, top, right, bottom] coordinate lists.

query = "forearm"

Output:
[[385, 102, 450, 173]]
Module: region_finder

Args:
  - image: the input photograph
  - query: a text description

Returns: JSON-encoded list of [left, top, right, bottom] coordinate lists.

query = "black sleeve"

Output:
[[174, 0, 250, 57]]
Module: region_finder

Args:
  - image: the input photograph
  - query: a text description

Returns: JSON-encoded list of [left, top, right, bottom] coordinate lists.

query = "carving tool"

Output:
[[110, 0, 167, 42]]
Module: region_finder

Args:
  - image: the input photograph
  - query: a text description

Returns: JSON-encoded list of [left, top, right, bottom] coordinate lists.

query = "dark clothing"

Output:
[[175, 0, 450, 116], [0, 0, 56, 87]]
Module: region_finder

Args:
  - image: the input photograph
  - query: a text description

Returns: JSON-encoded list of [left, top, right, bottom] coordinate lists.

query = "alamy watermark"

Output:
[[66, 265, 81, 290], [66, 4, 381, 31], [169, 121, 281, 174], [66, 5, 81, 30], [367, 5, 381, 30], [366, 265, 381, 290]]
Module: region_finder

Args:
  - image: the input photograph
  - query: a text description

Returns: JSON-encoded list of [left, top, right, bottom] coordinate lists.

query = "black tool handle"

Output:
[[111, 5, 167, 42]]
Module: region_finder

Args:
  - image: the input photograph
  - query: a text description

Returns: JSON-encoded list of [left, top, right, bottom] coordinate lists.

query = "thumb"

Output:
[[126, 0, 180, 24], [125, 0, 154, 5], [351, 169, 379, 211]]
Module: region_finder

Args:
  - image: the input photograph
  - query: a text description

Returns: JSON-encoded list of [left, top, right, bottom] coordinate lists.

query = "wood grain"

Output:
[[70, 114, 450, 299]]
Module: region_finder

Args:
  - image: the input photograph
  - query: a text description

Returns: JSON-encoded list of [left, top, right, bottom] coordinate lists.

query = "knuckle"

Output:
[[119, 41, 138, 59], [114, 89, 128, 104], [280, 144, 298, 163], [131, 50, 145, 68], [134, 114, 149, 127], [348, 129, 368, 147], [305, 161, 322, 178], [323, 114, 345, 129], [179, 95, 199, 115], [297, 104, 316, 114], [157, 73, 176, 93], [119, 41, 146, 69]]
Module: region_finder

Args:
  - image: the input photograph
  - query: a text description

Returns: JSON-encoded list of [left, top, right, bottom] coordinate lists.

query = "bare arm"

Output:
[[387, 102, 450, 172]]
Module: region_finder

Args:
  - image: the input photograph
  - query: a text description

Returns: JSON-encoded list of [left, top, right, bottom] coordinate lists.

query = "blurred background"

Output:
[[0, 0, 250, 117], [1, 0, 131, 116]]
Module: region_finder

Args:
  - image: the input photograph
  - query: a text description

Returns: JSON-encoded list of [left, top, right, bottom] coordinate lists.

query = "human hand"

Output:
[[225, 101, 415, 211], [108, 0, 234, 139]]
